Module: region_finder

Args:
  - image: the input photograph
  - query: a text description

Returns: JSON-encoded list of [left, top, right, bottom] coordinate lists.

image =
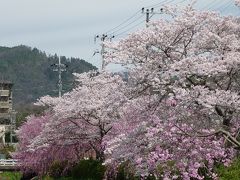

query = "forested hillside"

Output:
[[0, 45, 97, 108]]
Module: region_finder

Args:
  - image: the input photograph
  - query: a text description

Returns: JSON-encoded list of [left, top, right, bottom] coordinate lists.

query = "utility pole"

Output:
[[142, 7, 164, 27], [94, 34, 115, 71], [51, 56, 67, 97], [100, 34, 107, 71]]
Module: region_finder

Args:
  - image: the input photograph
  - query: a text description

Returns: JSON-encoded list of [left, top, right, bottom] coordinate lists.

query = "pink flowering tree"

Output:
[[15, 2, 240, 179], [104, 3, 240, 179], [14, 114, 86, 175], [33, 71, 126, 162], [13, 114, 50, 174], [15, 71, 126, 175]]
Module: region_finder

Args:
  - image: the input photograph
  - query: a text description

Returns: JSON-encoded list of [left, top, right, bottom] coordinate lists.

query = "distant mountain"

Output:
[[0, 45, 97, 108]]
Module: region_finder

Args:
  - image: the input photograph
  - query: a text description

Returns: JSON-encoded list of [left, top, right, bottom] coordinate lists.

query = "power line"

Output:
[[214, 0, 232, 12], [115, 19, 146, 37], [95, 15, 145, 70], [145, 0, 175, 8], [210, 0, 226, 10], [141, 0, 189, 29], [104, 0, 179, 36], [220, 0, 234, 13], [200, 0, 236, 15], [103, 0, 233, 42], [110, 14, 145, 35], [175, 0, 189, 6], [112, 7, 165, 36], [200, 0, 240, 17], [200, 0, 224, 10], [100, 0, 237, 43], [152, 0, 189, 9], [104, 0, 184, 37], [105, 10, 141, 34], [142, 7, 165, 27]]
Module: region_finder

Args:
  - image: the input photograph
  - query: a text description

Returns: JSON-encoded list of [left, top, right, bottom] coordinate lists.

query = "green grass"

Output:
[[0, 171, 22, 180], [29, 176, 76, 180], [216, 158, 240, 180], [43, 177, 79, 180]]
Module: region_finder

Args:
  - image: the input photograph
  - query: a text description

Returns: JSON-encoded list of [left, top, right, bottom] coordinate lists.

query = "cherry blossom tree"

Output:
[[104, 4, 240, 179], [14, 114, 50, 174], [15, 71, 126, 175], [14, 114, 86, 175], [15, 1, 240, 179], [33, 71, 126, 162]]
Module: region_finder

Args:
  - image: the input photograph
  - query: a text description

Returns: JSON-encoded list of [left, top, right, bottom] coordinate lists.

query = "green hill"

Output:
[[0, 45, 97, 108]]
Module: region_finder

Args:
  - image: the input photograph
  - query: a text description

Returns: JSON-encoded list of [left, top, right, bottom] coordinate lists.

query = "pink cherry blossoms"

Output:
[[235, 0, 240, 6], [14, 114, 87, 175], [15, 2, 240, 179], [103, 4, 240, 179]]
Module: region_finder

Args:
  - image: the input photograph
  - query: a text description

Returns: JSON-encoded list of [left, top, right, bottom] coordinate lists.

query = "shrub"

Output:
[[116, 162, 137, 180], [71, 159, 105, 180], [116, 162, 156, 180], [0, 145, 16, 159], [48, 161, 68, 178], [21, 171, 37, 180]]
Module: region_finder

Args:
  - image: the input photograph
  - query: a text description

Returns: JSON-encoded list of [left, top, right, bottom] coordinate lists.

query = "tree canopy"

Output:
[[14, 2, 240, 179]]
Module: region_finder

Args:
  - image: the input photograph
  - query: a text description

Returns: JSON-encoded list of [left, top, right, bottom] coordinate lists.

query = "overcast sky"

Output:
[[0, 0, 239, 70]]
